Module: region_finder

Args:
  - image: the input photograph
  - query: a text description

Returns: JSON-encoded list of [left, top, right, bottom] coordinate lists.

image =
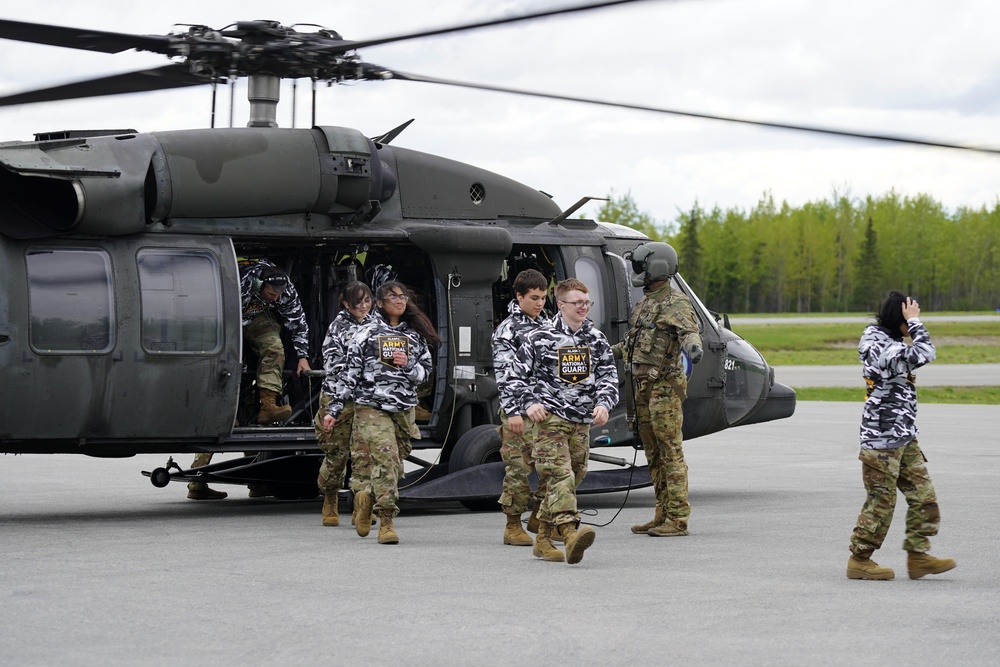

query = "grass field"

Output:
[[734, 319, 1000, 366], [729, 314, 1000, 404], [794, 386, 1000, 405]]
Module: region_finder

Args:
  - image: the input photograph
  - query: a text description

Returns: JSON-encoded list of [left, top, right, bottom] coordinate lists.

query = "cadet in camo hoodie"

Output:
[[492, 269, 552, 547], [505, 278, 619, 565], [324, 281, 439, 544], [846, 291, 956, 581]]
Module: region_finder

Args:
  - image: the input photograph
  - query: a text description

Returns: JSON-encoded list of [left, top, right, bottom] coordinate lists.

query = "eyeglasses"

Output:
[[560, 300, 594, 309], [384, 293, 409, 303]]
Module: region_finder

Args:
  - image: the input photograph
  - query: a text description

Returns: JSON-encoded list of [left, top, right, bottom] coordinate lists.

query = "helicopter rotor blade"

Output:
[[389, 70, 1000, 156], [316, 0, 654, 53], [0, 18, 173, 54], [0, 64, 206, 108]]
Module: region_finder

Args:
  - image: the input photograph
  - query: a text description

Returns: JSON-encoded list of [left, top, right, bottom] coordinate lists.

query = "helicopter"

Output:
[[8, 0, 975, 507]]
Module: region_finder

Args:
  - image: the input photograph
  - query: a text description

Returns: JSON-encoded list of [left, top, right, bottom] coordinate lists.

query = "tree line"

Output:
[[598, 190, 1000, 313]]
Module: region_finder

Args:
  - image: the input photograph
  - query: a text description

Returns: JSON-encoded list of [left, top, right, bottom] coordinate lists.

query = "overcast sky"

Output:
[[1, 0, 999, 228]]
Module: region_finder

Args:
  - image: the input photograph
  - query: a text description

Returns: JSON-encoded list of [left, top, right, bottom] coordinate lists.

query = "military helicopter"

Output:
[[15, 0, 960, 507]]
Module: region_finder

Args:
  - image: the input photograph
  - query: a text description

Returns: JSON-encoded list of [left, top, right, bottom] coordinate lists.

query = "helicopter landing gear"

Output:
[[148, 456, 184, 488]]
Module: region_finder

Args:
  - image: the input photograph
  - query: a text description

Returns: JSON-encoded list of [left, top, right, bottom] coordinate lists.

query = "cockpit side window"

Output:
[[25, 248, 115, 354], [137, 249, 223, 354], [573, 255, 605, 326]]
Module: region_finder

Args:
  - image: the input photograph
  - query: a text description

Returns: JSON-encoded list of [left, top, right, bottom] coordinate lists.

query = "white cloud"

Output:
[[1, 0, 1000, 222]]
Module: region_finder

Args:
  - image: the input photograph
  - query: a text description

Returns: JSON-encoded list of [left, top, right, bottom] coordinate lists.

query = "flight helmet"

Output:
[[629, 242, 678, 287]]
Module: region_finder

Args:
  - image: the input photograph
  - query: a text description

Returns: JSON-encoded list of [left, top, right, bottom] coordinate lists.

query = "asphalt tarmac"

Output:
[[2, 401, 998, 666]]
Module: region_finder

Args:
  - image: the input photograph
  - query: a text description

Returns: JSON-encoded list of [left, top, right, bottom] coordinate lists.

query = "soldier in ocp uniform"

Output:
[[492, 269, 552, 547], [324, 281, 439, 544], [846, 291, 956, 581], [614, 242, 703, 537], [505, 278, 619, 565]]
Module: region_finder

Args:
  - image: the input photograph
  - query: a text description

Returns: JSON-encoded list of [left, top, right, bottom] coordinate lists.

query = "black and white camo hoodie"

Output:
[[491, 300, 552, 417], [505, 312, 619, 424], [858, 318, 936, 450], [320, 308, 373, 398], [239, 259, 310, 359], [327, 311, 432, 418]]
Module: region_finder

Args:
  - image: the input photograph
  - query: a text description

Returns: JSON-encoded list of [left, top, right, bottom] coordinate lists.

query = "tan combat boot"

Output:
[[350, 506, 377, 528], [378, 510, 399, 544], [257, 389, 292, 424], [322, 494, 340, 527], [526, 505, 541, 534], [187, 481, 227, 500], [846, 552, 895, 580], [907, 552, 957, 579], [532, 522, 565, 562], [354, 490, 373, 537], [503, 513, 534, 546], [631, 506, 664, 534], [558, 521, 596, 565], [648, 517, 688, 537]]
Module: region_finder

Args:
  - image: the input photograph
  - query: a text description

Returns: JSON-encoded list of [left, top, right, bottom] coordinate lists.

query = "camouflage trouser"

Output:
[[313, 394, 355, 495], [244, 312, 285, 394], [532, 414, 590, 527], [498, 411, 546, 515], [850, 439, 940, 555], [635, 375, 690, 530], [350, 405, 415, 516]]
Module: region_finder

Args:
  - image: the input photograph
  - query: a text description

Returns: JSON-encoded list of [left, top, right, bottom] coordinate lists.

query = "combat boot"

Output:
[[321, 494, 340, 527], [186, 481, 227, 500], [354, 490, 373, 537], [907, 552, 957, 579], [532, 522, 565, 562], [631, 506, 664, 534], [351, 506, 376, 528], [846, 552, 895, 580], [558, 521, 596, 565], [378, 511, 399, 544], [503, 513, 533, 546], [526, 506, 541, 534], [648, 517, 688, 537], [257, 389, 292, 424], [247, 484, 271, 498]]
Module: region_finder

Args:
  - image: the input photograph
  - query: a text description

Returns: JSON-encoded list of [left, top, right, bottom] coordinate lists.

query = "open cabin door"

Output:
[[0, 234, 241, 449]]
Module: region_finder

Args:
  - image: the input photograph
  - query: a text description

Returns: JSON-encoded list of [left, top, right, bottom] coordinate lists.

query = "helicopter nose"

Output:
[[721, 337, 794, 426]]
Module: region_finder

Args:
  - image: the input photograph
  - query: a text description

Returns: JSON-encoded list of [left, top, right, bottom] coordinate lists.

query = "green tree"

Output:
[[594, 189, 663, 240]]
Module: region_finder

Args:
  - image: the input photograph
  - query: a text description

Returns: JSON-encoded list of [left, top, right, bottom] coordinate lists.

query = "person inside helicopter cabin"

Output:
[[323, 281, 440, 544], [186, 258, 311, 501], [313, 281, 375, 528], [492, 268, 552, 547], [504, 278, 619, 565], [846, 291, 957, 581], [613, 241, 703, 538]]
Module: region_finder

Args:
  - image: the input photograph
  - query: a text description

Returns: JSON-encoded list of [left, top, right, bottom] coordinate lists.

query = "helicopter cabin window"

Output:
[[137, 249, 223, 354], [25, 248, 115, 354], [572, 256, 605, 325]]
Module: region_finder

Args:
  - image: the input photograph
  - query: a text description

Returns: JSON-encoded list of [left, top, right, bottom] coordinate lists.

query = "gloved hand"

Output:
[[688, 343, 704, 365]]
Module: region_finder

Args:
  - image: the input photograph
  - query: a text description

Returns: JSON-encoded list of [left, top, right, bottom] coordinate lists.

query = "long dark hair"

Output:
[[876, 290, 908, 341], [376, 281, 442, 348]]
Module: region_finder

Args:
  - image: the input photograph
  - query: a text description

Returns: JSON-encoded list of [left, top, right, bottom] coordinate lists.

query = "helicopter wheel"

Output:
[[448, 424, 503, 511], [150, 467, 171, 488]]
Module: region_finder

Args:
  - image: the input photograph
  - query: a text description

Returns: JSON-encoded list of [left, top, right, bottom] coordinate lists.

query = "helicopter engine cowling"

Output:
[[0, 126, 396, 239]]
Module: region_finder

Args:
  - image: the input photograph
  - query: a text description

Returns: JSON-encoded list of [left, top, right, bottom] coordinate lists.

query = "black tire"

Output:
[[150, 467, 171, 488], [448, 424, 503, 511], [448, 424, 503, 473]]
